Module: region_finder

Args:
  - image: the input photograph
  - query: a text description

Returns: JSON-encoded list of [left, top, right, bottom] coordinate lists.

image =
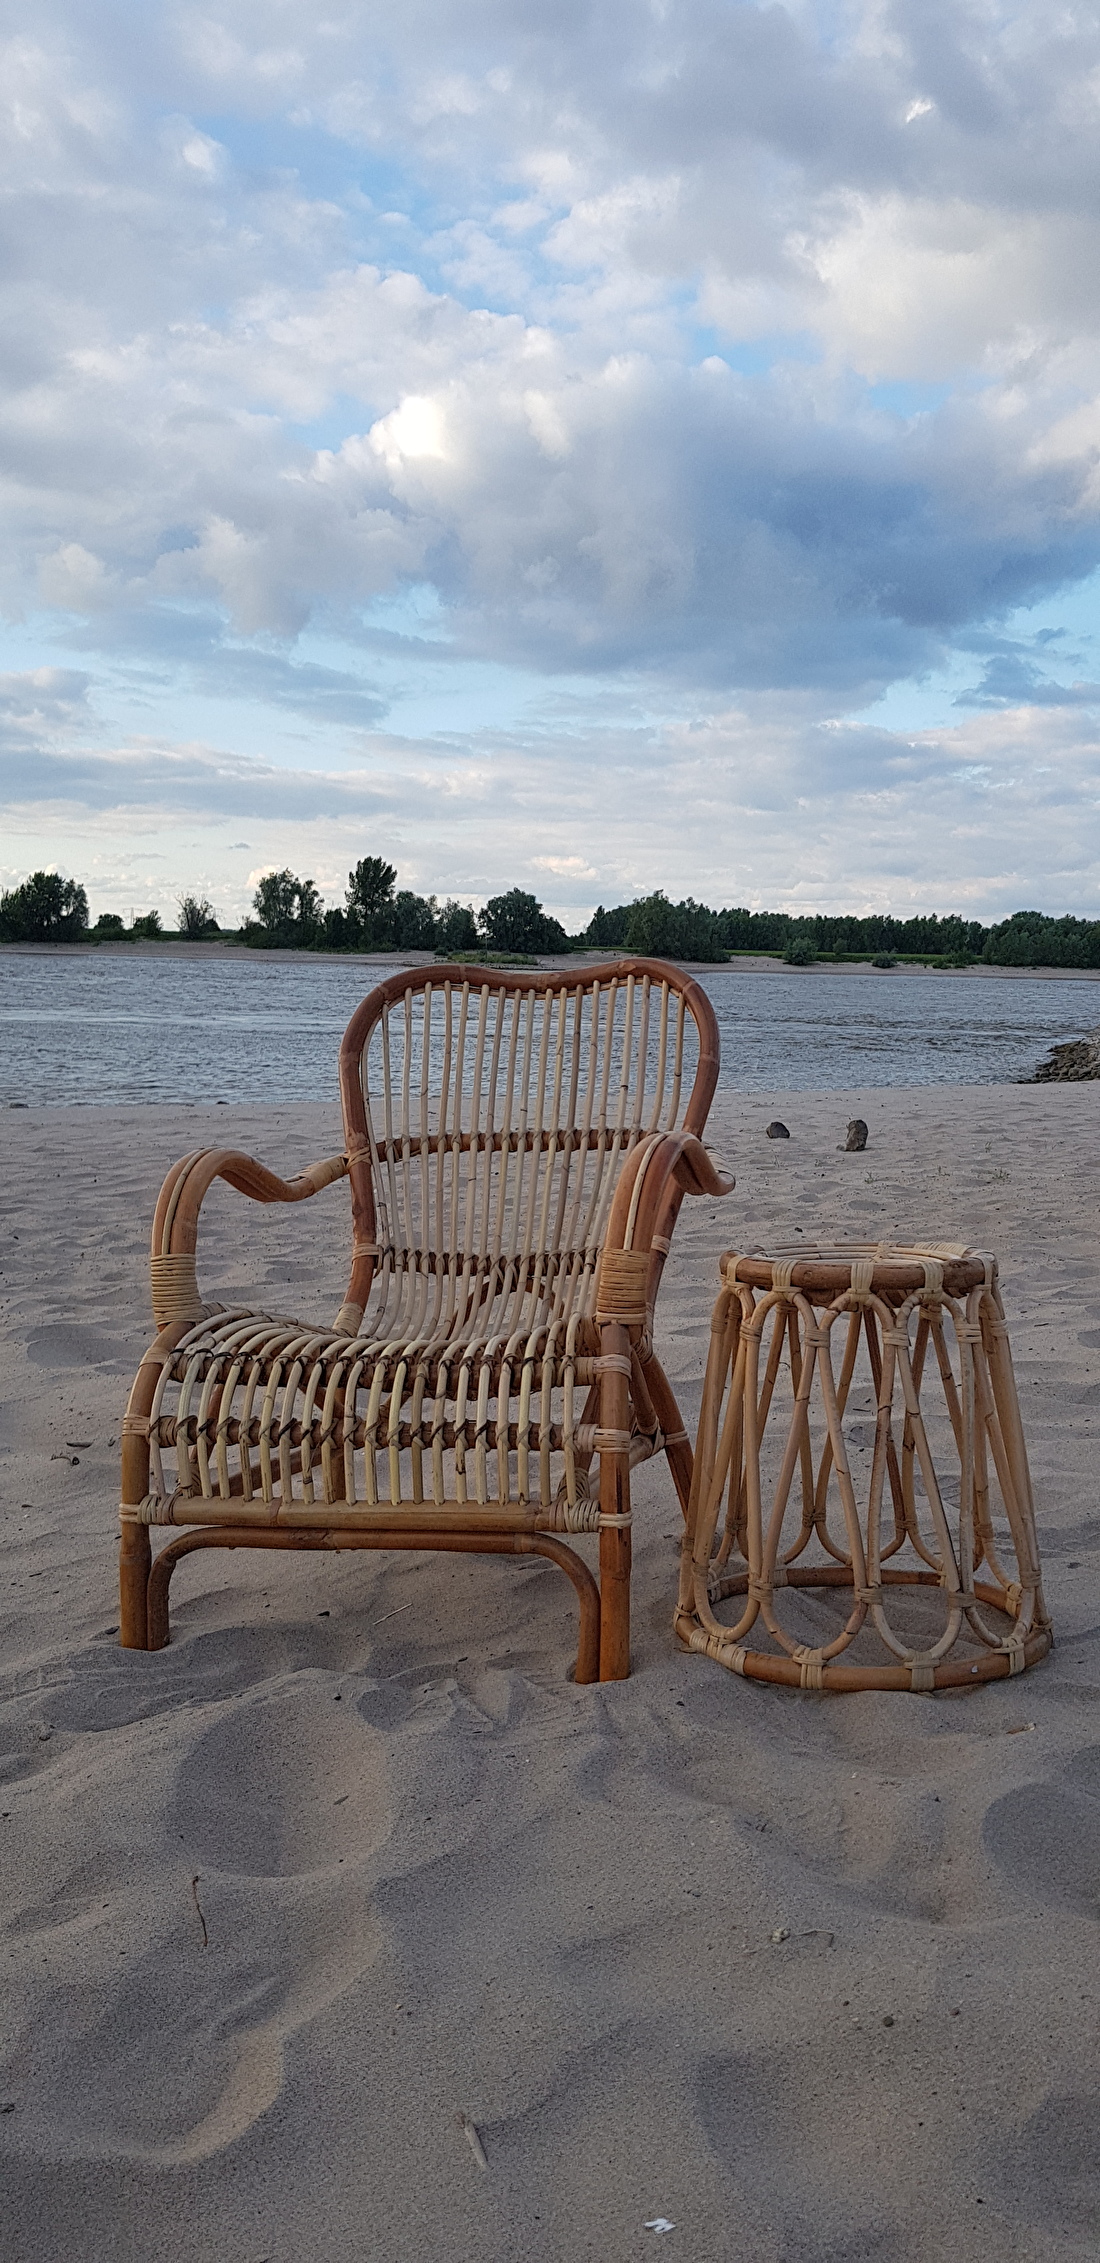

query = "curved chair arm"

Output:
[[149, 1147, 350, 1330], [597, 1131, 734, 1330]]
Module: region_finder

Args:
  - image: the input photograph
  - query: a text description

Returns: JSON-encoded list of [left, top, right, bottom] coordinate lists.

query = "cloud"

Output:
[[957, 653, 1100, 709], [0, 666, 92, 751], [2, 3, 1100, 913], [3, 662, 1100, 928], [190, 642, 389, 726]]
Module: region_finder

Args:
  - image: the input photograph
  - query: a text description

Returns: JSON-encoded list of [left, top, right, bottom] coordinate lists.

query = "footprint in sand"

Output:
[[173, 1676, 390, 1876], [25, 1322, 130, 1371], [48, 1622, 367, 1736], [982, 1759, 1100, 1915], [0, 1682, 392, 2166], [1005, 2087, 1100, 2233]]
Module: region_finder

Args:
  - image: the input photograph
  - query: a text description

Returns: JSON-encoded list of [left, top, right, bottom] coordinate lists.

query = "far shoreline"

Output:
[[3, 939, 1100, 982]]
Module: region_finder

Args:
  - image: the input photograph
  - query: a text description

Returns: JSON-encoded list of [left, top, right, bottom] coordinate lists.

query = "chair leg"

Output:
[[119, 1520, 151, 1649], [522, 1536, 601, 1683], [598, 1506, 631, 1679], [642, 1352, 695, 1518], [598, 1317, 632, 1679], [119, 1340, 171, 1651]]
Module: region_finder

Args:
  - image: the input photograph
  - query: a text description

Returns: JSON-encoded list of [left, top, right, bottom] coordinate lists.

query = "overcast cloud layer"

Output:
[[2, 1, 1100, 924]]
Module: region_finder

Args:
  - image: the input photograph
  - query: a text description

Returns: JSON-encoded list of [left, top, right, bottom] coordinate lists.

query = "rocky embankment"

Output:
[[1029, 1028, 1100, 1080]]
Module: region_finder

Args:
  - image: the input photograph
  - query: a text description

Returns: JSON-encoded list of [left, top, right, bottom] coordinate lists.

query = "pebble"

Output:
[[765, 1121, 790, 1140]]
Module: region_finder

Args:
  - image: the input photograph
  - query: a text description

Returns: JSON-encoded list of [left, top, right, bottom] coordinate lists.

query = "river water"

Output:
[[0, 949, 1096, 1107]]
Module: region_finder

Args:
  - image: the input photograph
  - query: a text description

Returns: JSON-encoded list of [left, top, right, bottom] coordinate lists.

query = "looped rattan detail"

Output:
[[120, 959, 733, 1681], [594, 1351, 634, 1380], [677, 1241, 1051, 1695]]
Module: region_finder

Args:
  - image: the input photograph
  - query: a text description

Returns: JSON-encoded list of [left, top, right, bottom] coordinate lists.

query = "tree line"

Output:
[[246, 860, 569, 956], [4, 863, 1100, 969], [0, 873, 211, 944]]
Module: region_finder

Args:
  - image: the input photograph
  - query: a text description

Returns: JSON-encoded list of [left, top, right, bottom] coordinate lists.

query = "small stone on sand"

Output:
[[765, 1120, 790, 1139]]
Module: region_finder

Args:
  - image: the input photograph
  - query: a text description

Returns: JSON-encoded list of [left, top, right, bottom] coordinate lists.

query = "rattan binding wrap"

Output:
[[595, 1247, 651, 1328]]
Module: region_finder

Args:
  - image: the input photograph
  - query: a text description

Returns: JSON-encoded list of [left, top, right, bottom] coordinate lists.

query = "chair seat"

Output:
[[130, 1300, 667, 1534]]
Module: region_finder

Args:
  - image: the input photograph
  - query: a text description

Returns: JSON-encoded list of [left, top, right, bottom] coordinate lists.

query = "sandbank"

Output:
[[0, 1082, 1097, 2260]]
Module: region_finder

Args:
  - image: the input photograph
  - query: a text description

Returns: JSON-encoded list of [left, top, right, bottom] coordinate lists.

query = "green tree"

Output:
[[0, 871, 89, 943], [479, 889, 569, 954], [586, 904, 631, 947], [92, 912, 128, 938], [345, 857, 397, 947], [435, 899, 479, 956], [250, 870, 323, 947], [392, 889, 437, 949], [982, 911, 1100, 969], [131, 911, 163, 939], [623, 892, 726, 961]]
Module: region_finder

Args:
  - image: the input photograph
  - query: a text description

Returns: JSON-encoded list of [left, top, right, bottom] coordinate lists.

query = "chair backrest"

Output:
[[337, 959, 720, 1345]]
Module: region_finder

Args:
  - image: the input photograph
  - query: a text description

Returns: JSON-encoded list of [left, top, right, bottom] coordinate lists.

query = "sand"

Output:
[[0, 1082, 1098, 2262]]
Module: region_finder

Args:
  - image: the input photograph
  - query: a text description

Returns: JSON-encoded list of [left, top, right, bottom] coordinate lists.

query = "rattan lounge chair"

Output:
[[119, 960, 731, 1679]]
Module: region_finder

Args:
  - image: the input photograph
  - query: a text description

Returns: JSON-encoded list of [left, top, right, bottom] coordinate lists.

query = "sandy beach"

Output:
[[1, 1082, 1098, 2261]]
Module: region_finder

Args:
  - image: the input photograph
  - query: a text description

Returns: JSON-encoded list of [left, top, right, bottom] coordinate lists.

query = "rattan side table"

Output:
[[677, 1243, 1051, 1693]]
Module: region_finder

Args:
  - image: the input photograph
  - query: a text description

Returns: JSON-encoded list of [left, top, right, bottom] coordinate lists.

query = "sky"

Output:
[[2, 0, 1100, 931]]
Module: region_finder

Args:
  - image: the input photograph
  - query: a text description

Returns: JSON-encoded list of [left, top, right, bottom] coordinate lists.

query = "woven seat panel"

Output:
[[141, 1302, 662, 1526]]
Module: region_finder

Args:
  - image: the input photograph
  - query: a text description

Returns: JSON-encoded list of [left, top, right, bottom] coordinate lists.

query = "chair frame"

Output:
[[119, 959, 731, 1679]]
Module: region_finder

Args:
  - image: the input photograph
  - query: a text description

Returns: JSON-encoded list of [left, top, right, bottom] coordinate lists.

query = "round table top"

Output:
[[720, 1241, 993, 1300]]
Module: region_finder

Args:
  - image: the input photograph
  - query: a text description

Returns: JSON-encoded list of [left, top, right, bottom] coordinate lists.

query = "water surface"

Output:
[[0, 951, 1096, 1106]]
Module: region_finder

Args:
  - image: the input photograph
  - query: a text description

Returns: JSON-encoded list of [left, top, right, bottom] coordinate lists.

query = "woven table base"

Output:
[[677, 1243, 1052, 1693]]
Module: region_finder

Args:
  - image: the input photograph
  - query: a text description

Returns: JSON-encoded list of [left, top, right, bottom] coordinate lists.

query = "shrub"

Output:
[[0, 871, 89, 943], [783, 934, 817, 966], [871, 952, 896, 969], [92, 912, 128, 938], [131, 911, 163, 939]]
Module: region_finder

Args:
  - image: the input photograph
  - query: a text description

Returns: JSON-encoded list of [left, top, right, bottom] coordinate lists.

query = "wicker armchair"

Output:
[[119, 959, 731, 1680]]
